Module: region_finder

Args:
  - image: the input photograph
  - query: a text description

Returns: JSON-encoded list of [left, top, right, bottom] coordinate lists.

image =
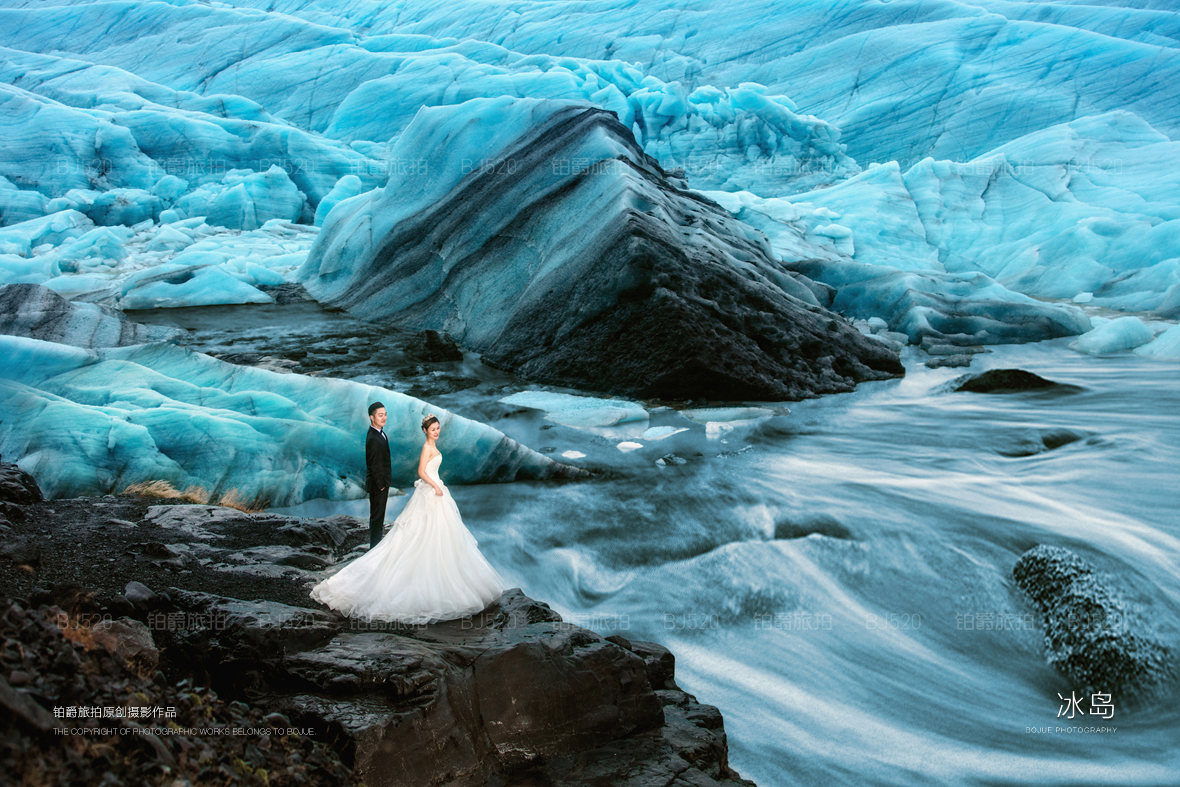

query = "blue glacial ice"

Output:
[[247, 0, 1180, 167], [0, 48, 384, 229], [1135, 323, 1180, 360], [500, 391, 649, 429], [0, 0, 1176, 343], [170, 167, 306, 230], [0, 2, 858, 199], [0, 0, 1175, 351], [708, 111, 1180, 344], [0, 212, 316, 307], [795, 113, 1180, 310], [1072, 316, 1156, 355], [0, 335, 567, 503]]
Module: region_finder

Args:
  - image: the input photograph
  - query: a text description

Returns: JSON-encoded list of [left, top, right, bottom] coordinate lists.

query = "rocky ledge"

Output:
[[0, 461, 752, 786]]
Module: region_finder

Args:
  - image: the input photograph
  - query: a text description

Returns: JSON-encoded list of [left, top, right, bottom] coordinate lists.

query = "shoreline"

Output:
[[0, 461, 754, 786]]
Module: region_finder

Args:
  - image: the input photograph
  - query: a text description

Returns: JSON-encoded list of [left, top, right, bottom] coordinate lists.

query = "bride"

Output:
[[310, 414, 506, 624]]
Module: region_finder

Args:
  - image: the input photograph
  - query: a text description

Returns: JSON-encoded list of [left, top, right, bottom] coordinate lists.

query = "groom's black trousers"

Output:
[[369, 486, 388, 549]]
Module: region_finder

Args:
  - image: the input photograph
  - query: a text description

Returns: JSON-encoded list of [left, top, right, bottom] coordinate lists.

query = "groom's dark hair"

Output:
[[368, 401, 384, 416]]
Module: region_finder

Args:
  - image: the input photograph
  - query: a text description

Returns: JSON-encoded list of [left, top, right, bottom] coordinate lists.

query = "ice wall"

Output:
[[0, 335, 568, 503]]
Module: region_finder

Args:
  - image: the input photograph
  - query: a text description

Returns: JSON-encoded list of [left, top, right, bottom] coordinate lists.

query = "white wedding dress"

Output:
[[309, 453, 506, 624]]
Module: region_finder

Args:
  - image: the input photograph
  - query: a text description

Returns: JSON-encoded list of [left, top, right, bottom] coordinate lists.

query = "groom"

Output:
[[365, 401, 392, 549]]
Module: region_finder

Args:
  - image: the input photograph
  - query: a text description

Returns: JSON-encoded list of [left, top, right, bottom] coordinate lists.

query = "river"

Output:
[[146, 304, 1180, 786]]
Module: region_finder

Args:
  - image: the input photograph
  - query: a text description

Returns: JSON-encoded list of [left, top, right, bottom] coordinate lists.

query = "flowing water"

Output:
[[156, 304, 1179, 785], [450, 341, 1180, 786]]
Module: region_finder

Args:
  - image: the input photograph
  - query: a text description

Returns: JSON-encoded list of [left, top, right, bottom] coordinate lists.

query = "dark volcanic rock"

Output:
[[88, 617, 159, 677], [122, 580, 158, 608], [0, 469, 753, 786], [300, 99, 901, 401], [925, 354, 974, 369], [0, 456, 42, 506], [405, 329, 464, 363], [1013, 545, 1175, 705], [0, 600, 353, 785], [258, 281, 317, 304], [995, 428, 1092, 458], [167, 589, 751, 787], [952, 368, 1080, 394], [0, 283, 179, 347]]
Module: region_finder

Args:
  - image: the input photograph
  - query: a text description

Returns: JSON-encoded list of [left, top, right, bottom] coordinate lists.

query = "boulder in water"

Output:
[[1013, 545, 1175, 705]]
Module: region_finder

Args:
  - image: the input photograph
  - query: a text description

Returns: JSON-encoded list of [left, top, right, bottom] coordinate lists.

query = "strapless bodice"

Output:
[[424, 453, 442, 485]]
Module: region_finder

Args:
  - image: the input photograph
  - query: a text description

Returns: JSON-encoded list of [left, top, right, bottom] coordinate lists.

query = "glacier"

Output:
[[0, 2, 859, 209], [0, 211, 316, 307], [185, 0, 1180, 166], [708, 111, 1180, 344], [1, 1, 1179, 786], [298, 96, 902, 400], [0, 0, 1174, 341], [0, 331, 568, 504]]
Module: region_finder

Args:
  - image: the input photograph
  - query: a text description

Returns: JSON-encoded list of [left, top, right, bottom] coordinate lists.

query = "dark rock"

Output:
[[136, 541, 181, 559], [0, 537, 40, 569], [626, 639, 678, 691], [516, 684, 753, 785], [0, 459, 42, 506], [1040, 428, 1086, 451], [0, 601, 352, 784], [926, 354, 974, 369], [1013, 545, 1175, 705], [142, 586, 749, 786], [89, 618, 159, 678], [1, 673, 57, 733], [275, 552, 333, 570], [996, 428, 1092, 458], [301, 102, 902, 401], [257, 282, 315, 304], [923, 343, 989, 357], [774, 515, 853, 541], [952, 368, 1080, 394], [264, 711, 291, 727], [165, 590, 342, 661], [1, 502, 25, 525], [122, 580, 156, 607], [0, 490, 752, 786], [405, 329, 464, 363], [143, 505, 354, 554], [252, 588, 748, 786]]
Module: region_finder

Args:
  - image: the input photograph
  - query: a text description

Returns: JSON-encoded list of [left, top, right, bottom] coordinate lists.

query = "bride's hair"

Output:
[[421, 414, 439, 434]]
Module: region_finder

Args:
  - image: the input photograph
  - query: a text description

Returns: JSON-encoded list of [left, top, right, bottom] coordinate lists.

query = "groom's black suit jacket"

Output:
[[366, 426, 392, 492]]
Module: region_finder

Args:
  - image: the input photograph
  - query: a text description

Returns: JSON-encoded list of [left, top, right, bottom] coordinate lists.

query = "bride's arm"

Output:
[[417, 445, 445, 496]]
